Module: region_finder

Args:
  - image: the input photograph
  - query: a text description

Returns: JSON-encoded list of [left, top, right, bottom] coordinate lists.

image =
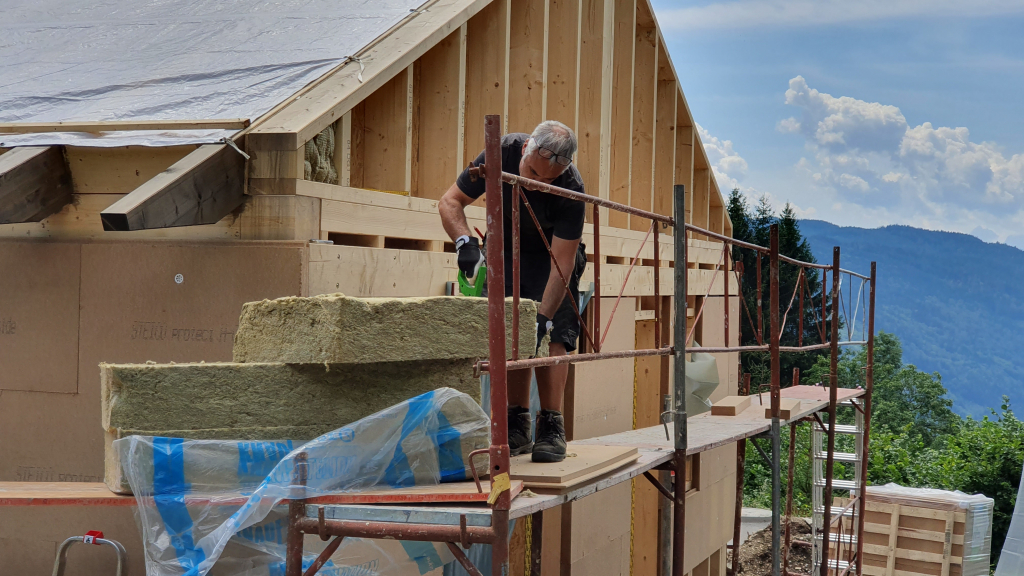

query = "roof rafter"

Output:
[[100, 143, 245, 231], [0, 146, 73, 224]]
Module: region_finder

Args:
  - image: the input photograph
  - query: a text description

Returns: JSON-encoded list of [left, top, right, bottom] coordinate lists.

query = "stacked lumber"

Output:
[[101, 294, 539, 493], [841, 485, 993, 576]]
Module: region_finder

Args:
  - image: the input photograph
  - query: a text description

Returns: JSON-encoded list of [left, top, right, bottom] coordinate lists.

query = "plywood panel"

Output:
[[607, 0, 635, 230], [0, 242, 80, 393], [362, 68, 410, 193], [414, 28, 463, 200], [628, 15, 657, 231], [546, 0, 580, 130], [507, 0, 546, 133], [464, 0, 509, 162]]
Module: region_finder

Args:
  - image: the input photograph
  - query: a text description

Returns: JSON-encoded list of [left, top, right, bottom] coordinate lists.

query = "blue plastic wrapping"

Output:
[[117, 388, 490, 576]]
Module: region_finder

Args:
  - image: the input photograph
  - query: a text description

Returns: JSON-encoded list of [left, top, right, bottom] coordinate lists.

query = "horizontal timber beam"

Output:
[[0, 146, 73, 224], [100, 144, 245, 231], [0, 119, 249, 134]]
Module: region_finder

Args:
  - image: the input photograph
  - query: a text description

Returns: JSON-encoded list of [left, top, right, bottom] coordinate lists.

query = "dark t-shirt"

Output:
[[455, 133, 586, 255]]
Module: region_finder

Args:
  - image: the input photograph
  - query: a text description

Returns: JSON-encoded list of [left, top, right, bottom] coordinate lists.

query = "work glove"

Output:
[[455, 236, 485, 279], [536, 313, 553, 355]]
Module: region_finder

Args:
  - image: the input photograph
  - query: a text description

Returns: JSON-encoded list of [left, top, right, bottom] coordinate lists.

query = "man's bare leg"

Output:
[[535, 343, 568, 411], [508, 367, 533, 409]]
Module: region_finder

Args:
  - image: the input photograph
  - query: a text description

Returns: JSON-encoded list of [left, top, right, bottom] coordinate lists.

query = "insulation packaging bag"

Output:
[[868, 484, 994, 576], [995, 461, 1024, 574], [685, 344, 720, 416], [117, 388, 490, 576]]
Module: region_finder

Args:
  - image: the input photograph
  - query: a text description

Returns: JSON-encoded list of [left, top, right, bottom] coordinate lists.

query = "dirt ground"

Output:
[[734, 517, 814, 575]]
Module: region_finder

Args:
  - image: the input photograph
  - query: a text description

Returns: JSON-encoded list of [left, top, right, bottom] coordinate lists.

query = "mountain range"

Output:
[[799, 220, 1024, 417]]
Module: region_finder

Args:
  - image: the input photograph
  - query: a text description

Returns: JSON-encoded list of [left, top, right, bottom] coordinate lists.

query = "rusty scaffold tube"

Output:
[[820, 247, 842, 576], [483, 114, 511, 576], [855, 263, 877, 576]]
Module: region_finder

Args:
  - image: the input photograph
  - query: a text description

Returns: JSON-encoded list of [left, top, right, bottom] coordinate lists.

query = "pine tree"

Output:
[[726, 190, 830, 383]]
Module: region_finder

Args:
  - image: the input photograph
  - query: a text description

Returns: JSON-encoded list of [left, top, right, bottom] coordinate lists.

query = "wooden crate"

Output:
[[845, 496, 968, 576]]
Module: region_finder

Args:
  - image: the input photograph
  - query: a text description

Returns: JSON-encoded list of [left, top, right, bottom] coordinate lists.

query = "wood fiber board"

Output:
[[710, 395, 750, 416], [764, 398, 802, 419], [510, 444, 639, 484], [570, 481, 632, 575], [0, 241, 81, 393], [0, 501, 145, 576], [571, 298, 636, 439], [78, 243, 306, 397], [0, 242, 307, 483], [0, 390, 103, 483]]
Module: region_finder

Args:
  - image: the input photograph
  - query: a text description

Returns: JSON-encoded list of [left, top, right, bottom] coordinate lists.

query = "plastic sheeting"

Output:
[[868, 484, 994, 576], [116, 388, 490, 576], [685, 344, 720, 416], [995, 461, 1024, 575], [0, 0, 426, 148]]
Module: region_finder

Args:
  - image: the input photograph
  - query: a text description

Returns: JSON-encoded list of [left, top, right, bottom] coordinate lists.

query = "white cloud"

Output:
[[656, 0, 1024, 31], [780, 76, 1024, 240], [697, 123, 748, 192]]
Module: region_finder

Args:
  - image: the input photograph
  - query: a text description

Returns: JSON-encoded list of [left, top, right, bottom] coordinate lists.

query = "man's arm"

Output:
[[439, 182, 476, 241], [538, 236, 581, 318]]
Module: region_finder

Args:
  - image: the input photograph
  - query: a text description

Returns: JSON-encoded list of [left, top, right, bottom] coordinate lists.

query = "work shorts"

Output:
[[502, 242, 588, 353]]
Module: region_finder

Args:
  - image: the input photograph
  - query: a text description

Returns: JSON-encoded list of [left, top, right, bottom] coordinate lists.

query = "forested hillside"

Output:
[[800, 220, 1024, 416]]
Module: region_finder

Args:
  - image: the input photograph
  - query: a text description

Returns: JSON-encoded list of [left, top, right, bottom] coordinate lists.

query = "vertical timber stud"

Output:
[[820, 247, 841, 576], [484, 115, 511, 576], [855, 262, 877, 576], [769, 224, 781, 576], [672, 183, 687, 576]]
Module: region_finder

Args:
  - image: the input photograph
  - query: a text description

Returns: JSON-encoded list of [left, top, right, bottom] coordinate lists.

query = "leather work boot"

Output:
[[508, 405, 534, 456], [532, 409, 567, 463]]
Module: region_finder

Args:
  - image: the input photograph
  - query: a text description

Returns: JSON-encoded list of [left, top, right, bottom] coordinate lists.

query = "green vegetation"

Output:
[[728, 190, 1024, 568]]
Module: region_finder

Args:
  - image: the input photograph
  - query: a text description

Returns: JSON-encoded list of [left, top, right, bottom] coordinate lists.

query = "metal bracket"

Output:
[[750, 436, 773, 468], [642, 471, 675, 502]]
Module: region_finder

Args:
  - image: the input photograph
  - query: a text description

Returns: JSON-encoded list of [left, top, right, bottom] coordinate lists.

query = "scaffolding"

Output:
[[284, 115, 878, 576]]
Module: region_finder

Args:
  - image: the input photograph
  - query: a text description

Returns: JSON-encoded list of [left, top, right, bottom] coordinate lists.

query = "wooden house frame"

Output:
[[0, 1, 739, 574]]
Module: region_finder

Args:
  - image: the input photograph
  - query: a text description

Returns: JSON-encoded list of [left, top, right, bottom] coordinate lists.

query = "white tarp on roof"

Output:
[[0, 0, 426, 147]]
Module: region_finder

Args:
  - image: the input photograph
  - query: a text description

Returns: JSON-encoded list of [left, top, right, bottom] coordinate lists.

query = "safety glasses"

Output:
[[535, 144, 572, 167]]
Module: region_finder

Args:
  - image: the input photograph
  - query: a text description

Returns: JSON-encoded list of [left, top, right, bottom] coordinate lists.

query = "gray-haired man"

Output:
[[439, 120, 587, 463]]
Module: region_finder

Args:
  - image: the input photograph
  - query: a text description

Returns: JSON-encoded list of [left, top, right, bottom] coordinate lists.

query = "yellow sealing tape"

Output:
[[487, 472, 511, 505]]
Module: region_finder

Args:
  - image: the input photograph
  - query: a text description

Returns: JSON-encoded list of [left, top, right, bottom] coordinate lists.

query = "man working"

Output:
[[439, 120, 587, 463]]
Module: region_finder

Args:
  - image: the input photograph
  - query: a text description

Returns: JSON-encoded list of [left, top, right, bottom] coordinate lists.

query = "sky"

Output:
[[651, 0, 1024, 246]]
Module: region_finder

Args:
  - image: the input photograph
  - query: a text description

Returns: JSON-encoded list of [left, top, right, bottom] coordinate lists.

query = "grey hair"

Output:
[[525, 120, 577, 166]]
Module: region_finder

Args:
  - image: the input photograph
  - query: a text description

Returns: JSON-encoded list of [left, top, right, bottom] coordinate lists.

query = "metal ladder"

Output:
[[811, 398, 865, 574]]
